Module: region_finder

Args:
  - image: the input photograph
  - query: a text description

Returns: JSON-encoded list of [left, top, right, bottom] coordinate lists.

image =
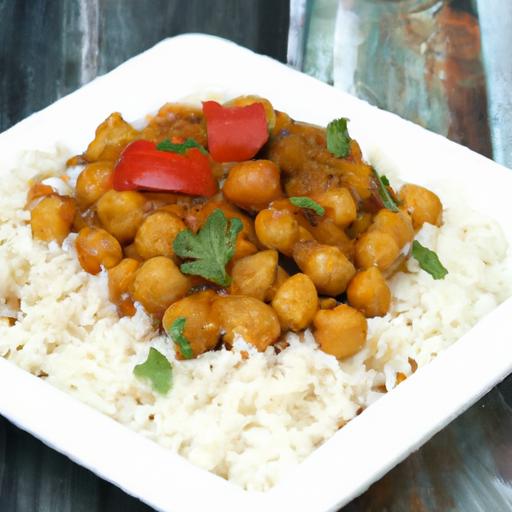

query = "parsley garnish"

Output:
[[133, 347, 173, 394], [373, 169, 399, 212], [412, 240, 448, 280], [157, 138, 208, 155], [173, 209, 243, 287], [168, 317, 193, 359], [326, 117, 351, 158], [289, 197, 325, 216]]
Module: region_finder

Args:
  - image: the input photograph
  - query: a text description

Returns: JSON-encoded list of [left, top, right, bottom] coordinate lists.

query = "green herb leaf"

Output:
[[173, 209, 243, 287], [289, 196, 325, 216], [157, 138, 208, 155], [373, 169, 399, 212], [326, 117, 351, 158], [412, 240, 448, 280], [133, 347, 173, 394], [168, 317, 193, 359], [380, 175, 390, 187]]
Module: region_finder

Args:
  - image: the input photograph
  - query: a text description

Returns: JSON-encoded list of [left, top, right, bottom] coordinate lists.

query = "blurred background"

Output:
[[1, 0, 512, 510]]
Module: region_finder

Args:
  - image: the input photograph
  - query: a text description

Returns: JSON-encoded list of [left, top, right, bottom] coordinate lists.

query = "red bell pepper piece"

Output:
[[113, 140, 217, 197], [202, 101, 269, 162]]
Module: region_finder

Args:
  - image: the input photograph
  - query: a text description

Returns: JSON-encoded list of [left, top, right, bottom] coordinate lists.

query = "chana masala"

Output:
[[27, 96, 447, 393]]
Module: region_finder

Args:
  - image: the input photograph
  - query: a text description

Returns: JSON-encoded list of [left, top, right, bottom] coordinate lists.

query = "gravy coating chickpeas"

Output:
[[28, 96, 444, 362]]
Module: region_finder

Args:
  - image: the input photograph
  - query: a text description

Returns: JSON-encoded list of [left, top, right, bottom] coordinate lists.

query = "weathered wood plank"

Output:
[[0, 0, 289, 132]]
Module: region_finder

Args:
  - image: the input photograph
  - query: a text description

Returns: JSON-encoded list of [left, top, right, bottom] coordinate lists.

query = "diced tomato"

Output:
[[113, 140, 217, 197], [202, 101, 269, 162]]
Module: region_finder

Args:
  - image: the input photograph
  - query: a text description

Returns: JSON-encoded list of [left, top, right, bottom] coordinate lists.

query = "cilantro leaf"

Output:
[[289, 196, 325, 216], [412, 240, 448, 280], [380, 175, 390, 187], [173, 209, 243, 287], [326, 117, 351, 158], [133, 347, 173, 394], [168, 317, 193, 359], [157, 138, 208, 155], [373, 169, 399, 212]]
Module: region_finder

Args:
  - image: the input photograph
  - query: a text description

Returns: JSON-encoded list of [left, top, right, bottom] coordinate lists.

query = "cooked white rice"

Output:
[[0, 147, 510, 491]]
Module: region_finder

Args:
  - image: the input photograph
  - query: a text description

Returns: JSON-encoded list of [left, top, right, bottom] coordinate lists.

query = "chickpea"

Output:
[[108, 258, 140, 302], [75, 227, 123, 274], [255, 208, 300, 256], [211, 295, 280, 351], [347, 267, 391, 317], [96, 190, 146, 243], [230, 250, 278, 301], [272, 273, 318, 331], [223, 160, 283, 212], [293, 240, 355, 296], [26, 183, 53, 209], [354, 231, 400, 271], [347, 212, 373, 239], [75, 161, 114, 209], [85, 112, 139, 162], [268, 198, 314, 237], [313, 187, 357, 228], [31, 194, 76, 244], [108, 258, 140, 317], [162, 291, 220, 358], [399, 184, 443, 229], [272, 110, 293, 136], [297, 226, 314, 241], [319, 297, 337, 310], [131, 257, 191, 317], [370, 209, 414, 249], [72, 208, 99, 232], [231, 237, 258, 263], [306, 218, 354, 259], [265, 266, 290, 302], [186, 200, 257, 245], [313, 304, 367, 359], [123, 243, 143, 261], [134, 211, 186, 260]]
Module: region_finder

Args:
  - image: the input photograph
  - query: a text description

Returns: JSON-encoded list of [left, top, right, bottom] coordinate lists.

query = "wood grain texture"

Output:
[[345, 387, 512, 512], [0, 0, 289, 132], [0, 418, 153, 511]]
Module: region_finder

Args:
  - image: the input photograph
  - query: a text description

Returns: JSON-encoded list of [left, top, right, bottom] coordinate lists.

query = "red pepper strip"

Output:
[[113, 140, 217, 197], [202, 101, 269, 162]]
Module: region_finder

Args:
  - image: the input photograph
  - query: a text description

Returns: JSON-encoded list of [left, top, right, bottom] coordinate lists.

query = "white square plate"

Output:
[[1, 34, 512, 512]]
